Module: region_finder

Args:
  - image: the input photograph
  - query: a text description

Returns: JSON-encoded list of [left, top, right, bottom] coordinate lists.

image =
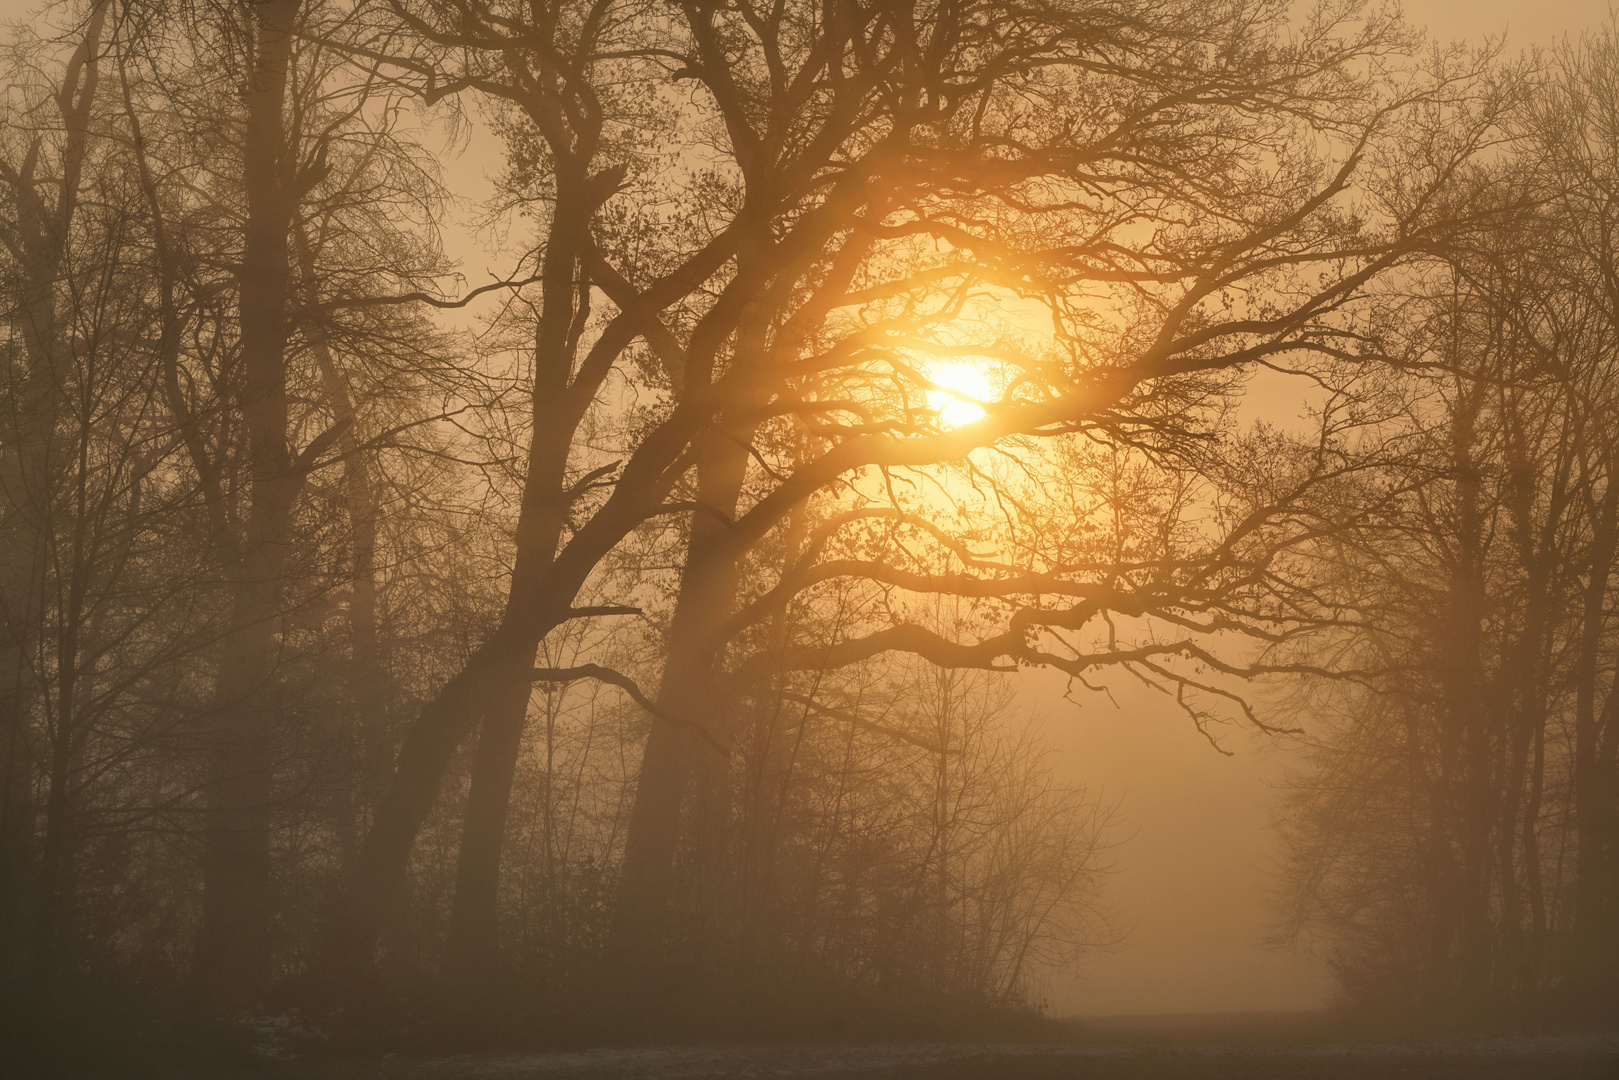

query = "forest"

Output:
[[2, 0, 1618, 1073]]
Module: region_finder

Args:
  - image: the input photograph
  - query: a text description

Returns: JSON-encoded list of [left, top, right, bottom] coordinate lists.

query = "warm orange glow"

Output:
[[925, 361, 995, 428]]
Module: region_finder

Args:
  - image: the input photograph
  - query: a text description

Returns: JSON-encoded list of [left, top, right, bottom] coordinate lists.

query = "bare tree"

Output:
[[598, 0, 1510, 976], [1274, 29, 1619, 1011]]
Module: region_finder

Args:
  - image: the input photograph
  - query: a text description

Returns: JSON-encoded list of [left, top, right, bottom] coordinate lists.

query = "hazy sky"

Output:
[[1410, 0, 1610, 47], [0, 0, 1610, 1018]]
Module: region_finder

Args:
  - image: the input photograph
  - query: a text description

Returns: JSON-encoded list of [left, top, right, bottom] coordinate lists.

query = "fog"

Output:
[[5, 1, 1619, 1075], [1029, 670, 1334, 1015], [1040, 4, 1616, 1023]]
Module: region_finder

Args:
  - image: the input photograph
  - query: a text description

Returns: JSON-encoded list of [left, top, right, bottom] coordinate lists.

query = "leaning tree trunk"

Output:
[[443, 436, 571, 973], [325, 150, 706, 984], [329, 520, 641, 985], [446, 170, 603, 974]]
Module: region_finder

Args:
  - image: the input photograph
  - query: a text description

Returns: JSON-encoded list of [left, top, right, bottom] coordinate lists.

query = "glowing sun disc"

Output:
[[926, 362, 994, 428]]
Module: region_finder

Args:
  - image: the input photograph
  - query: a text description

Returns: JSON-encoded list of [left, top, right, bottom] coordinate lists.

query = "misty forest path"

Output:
[[229, 1033, 1619, 1080]]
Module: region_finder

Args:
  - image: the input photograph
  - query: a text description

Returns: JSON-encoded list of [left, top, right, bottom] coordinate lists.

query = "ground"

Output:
[[209, 1027, 1619, 1080]]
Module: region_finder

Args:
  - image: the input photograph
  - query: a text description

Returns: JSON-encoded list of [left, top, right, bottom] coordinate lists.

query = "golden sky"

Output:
[[1408, 0, 1607, 46]]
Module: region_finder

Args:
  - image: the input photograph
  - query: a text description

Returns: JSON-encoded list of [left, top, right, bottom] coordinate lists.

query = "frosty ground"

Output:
[[206, 1031, 1619, 1080]]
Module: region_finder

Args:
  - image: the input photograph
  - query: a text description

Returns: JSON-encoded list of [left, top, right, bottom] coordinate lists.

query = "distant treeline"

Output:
[[1272, 31, 1619, 1020]]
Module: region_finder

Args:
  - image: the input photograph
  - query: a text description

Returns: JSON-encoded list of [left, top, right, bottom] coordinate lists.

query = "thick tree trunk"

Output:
[[329, 648, 498, 981], [611, 436, 752, 962], [331, 414, 591, 980], [328, 163, 708, 983], [445, 657, 536, 971], [329, 595, 582, 982], [0, 311, 49, 1001], [196, 0, 300, 1005], [198, 587, 283, 1000]]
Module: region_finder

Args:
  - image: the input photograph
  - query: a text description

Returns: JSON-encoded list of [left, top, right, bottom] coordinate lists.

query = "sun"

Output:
[[926, 362, 995, 428]]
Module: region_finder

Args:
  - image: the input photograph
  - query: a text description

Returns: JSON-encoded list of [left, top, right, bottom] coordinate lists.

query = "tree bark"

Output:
[[610, 435, 752, 962], [196, 0, 300, 1005]]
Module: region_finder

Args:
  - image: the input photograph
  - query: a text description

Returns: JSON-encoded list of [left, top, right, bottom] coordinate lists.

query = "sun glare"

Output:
[[926, 362, 995, 428]]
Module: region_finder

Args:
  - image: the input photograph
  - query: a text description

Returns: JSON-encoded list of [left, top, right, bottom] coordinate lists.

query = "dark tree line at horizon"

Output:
[[0, 0, 1614, 1056]]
